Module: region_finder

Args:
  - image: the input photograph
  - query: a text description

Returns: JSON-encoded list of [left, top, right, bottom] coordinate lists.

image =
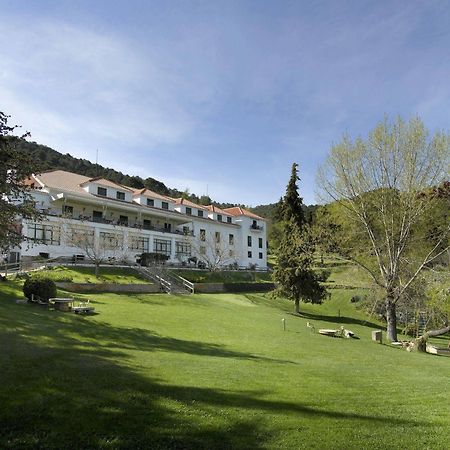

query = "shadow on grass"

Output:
[[295, 311, 383, 330], [0, 288, 430, 449], [3, 301, 294, 365], [1, 329, 423, 450]]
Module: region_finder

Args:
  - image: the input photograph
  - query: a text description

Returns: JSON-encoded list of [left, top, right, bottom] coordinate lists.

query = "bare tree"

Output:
[[317, 116, 449, 342], [65, 224, 124, 277], [192, 230, 239, 271]]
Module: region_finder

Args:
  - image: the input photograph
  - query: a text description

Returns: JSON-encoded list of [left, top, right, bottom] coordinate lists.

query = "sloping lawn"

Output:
[[29, 265, 149, 284], [1, 281, 449, 449]]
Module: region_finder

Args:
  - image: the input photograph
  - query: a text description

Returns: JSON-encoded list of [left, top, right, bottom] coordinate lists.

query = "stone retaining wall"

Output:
[[193, 282, 275, 293], [56, 282, 160, 293]]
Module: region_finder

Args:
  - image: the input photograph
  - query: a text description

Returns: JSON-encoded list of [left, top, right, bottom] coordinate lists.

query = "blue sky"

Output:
[[1, 0, 449, 205]]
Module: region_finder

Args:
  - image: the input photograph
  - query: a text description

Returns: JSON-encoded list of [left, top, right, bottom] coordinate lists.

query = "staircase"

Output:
[[137, 265, 193, 295]]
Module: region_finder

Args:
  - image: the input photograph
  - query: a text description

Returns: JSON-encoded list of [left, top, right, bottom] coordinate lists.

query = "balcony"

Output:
[[250, 224, 264, 231], [44, 211, 194, 237]]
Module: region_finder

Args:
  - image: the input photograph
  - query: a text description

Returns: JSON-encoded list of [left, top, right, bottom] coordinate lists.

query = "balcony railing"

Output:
[[43, 212, 194, 236], [250, 224, 264, 231]]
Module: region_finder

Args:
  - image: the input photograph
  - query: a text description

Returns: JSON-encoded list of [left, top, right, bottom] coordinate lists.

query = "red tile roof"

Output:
[[223, 207, 265, 220], [173, 198, 210, 211], [133, 188, 173, 202]]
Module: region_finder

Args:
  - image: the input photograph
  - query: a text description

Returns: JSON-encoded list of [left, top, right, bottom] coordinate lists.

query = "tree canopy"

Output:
[[0, 112, 41, 252], [273, 163, 327, 313], [317, 116, 450, 341]]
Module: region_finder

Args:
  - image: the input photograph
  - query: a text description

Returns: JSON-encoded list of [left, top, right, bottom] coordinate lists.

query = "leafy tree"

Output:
[[273, 163, 327, 313], [0, 112, 41, 252], [317, 116, 450, 341]]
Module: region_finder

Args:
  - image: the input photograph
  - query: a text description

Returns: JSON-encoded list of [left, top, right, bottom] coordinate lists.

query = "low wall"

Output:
[[56, 282, 161, 293], [193, 282, 275, 294]]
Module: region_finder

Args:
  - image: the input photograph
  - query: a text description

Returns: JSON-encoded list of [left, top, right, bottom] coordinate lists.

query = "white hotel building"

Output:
[[15, 170, 268, 269]]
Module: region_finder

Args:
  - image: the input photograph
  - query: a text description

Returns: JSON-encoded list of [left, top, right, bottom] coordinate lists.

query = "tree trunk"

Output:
[[416, 324, 450, 352], [385, 297, 397, 342], [294, 298, 300, 314], [95, 262, 99, 278]]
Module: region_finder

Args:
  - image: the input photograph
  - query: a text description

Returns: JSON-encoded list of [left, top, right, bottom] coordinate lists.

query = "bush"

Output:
[[23, 278, 57, 302], [139, 252, 170, 266]]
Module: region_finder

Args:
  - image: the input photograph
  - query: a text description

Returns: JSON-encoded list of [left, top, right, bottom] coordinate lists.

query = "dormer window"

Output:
[[116, 191, 125, 201], [162, 201, 169, 210], [97, 187, 107, 196], [217, 214, 222, 222], [227, 216, 232, 224], [198, 210, 204, 217], [147, 198, 154, 207], [186, 207, 192, 215]]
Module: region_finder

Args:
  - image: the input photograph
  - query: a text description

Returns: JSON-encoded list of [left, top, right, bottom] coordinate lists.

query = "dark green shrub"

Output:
[[23, 278, 57, 302], [139, 252, 169, 266]]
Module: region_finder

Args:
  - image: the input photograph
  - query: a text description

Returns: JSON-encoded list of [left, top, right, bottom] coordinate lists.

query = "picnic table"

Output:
[[49, 297, 74, 311]]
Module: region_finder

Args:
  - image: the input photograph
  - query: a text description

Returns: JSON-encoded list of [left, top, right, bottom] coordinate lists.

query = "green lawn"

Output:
[[173, 269, 273, 283], [1, 281, 449, 449], [29, 265, 148, 284]]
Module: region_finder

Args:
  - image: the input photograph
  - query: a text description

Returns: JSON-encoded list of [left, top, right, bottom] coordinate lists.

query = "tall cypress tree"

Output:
[[282, 162, 305, 228], [273, 163, 327, 314]]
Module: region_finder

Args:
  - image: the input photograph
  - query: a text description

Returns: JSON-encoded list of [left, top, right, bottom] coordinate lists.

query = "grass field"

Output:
[[29, 265, 148, 284], [1, 279, 449, 449]]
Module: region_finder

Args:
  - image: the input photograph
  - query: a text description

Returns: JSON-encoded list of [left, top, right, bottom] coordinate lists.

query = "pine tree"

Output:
[[273, 163, 327, 313], [282, 162, 305, 228]]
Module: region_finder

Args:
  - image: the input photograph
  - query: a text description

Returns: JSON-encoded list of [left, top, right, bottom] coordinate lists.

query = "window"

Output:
[[62, 205, 73, 217], [116, 191, 125, 200], [200, 246, 206, 255], [200, 229, 206, 241], [67, 226, 94, 247], [215, 231, 220, 243], [164, 222, 172, 232], [227, 216, 232, 224], [130, 236, 149, 252], [229, 234, 234, 245], [259, 252, 263, 259], [186, 207, 192, 215], [248, 251, 252, 258], [93, 210, 103, 222], [259, 238, 263, 249], [176, 241, 191, 257], [162, 201, 169, 210], [97, 187, 107, 196], [147, 198, 154, 207], [217, 214, 222, 222], [247, 236, 252, 247], [143, 219, 152, 230], [119, 215, 128, 226], [183, 226, 190, 235], [154, 238, 171, 256], [26, 222, 60, 245], [100, 232, 122, 249], [198, 210, 204, 217]]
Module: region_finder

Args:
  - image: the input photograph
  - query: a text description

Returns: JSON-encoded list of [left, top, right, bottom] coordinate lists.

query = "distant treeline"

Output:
[[15, 140, 316, 230]]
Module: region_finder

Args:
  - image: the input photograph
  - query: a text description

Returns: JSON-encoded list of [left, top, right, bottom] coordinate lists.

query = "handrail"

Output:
[[177, 275, 195, 294]]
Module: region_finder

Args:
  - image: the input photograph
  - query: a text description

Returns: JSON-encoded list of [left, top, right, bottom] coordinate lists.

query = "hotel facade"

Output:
[[13, 170, 268, 269]]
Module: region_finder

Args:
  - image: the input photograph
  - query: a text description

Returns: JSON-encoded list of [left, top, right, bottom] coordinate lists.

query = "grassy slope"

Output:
[[1, 280, 449, 450], [30, 266, 148, 284]]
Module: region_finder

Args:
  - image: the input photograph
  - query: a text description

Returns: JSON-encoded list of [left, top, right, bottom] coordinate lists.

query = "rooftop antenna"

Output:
[[96, 149, 99, 176]]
